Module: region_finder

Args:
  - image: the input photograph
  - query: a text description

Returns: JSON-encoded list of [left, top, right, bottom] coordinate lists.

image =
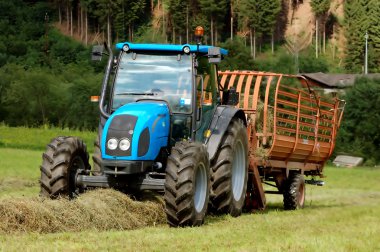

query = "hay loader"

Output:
[[39, 27, 345, 227]]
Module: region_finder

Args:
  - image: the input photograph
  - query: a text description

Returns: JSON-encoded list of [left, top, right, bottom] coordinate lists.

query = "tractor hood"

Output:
[[101, 102, 170, 161]]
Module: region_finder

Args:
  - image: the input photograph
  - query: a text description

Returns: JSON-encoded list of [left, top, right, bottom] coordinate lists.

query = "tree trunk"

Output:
[[77, 5, 80, 37], [231, 17, 233, 40], [250, 28, 253, 58], [85, 10, 88, 46], [271, 32, 274, 54], [66, 3, 69, 31], [173, 27, 176, 44], [81, 7, 84, 40], [58, 4, 62, 24], [70, 7, 73, 36], [107, 14, 111, 46], [253, 29, 256, 59], [211, 17, 214, 46], [315, 18, 318, 59], [129, 25, 132, 41], [215, 23, 218, 45], [162, 2, 166, 42], [186, 5, 189, 43], [323, 23, 326, 54]]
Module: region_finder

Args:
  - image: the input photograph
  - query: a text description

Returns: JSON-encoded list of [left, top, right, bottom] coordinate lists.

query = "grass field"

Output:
[[0, 125, 96, 152], [0, 127, 380, 251]]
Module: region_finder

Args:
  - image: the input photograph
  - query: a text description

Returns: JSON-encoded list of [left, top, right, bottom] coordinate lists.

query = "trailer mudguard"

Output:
[[206, 105, 247, 161]]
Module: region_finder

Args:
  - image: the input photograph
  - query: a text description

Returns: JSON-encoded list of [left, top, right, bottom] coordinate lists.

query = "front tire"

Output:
[[283, 173, 306, 210], [40, 136, 90, 199], [210, 119, 249, 217], [164, 141, 210, 227]]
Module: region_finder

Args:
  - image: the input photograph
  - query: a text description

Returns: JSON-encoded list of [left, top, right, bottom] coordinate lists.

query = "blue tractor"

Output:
[[40, 33, 249, 227]]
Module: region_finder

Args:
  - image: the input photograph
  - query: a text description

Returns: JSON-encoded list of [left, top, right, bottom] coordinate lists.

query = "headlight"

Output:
[[107, 138, 118, 150], [122, 44, 130, 52], [183, 46, 190, 54], [119, 138, 131, 151]]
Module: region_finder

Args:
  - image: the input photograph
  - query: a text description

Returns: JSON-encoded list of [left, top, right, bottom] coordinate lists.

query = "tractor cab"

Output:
[[91, 41, 228, 177]]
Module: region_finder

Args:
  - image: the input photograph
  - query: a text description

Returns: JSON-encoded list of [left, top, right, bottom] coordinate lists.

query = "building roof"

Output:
[[301, 72, 380, 89]]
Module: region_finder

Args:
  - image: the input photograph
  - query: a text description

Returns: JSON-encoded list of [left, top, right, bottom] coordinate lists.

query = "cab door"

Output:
[[195, 59, 220, 142]]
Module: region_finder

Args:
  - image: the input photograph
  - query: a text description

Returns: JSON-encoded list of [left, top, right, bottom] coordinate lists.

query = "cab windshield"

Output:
[[112, 52, 193, 113]]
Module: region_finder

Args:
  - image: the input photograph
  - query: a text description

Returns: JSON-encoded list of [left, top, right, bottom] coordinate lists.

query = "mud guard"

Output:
[[206, 105, 247, 161]]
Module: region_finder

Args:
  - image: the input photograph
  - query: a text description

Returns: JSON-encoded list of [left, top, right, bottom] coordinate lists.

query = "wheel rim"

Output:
[[194, 162, 207, 213], [69, 155, 86, 195], [298, 182, 305, 207], [232, 140, 246, 201]]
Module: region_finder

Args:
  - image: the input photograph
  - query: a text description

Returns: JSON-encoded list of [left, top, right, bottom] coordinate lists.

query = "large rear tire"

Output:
[[283, 173, 305, 210], [210, 119, 249, 217], [40, 136, 90, 199], [164, 141, 210, 227]]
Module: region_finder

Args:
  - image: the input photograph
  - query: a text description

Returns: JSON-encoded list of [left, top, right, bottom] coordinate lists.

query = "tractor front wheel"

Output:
[[164, 141, 210, 227], [40, 136, 90, 199], [283, 173, 306, 210], [210, 119, 249, 217]]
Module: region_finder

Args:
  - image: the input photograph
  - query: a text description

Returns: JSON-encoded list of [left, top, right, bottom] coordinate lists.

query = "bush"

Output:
[[335, 77, 380, 163]]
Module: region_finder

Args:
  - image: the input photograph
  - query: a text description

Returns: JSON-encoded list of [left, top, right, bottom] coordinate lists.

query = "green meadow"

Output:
[[0, 126, 379, 251]]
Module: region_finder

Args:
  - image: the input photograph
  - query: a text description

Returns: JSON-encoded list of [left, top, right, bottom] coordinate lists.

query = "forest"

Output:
[[0, 0, 379, 163]]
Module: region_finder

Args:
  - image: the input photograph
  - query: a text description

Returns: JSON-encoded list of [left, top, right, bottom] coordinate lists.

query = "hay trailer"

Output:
[[218, 71, 345, 210], [39, 29, 345, 227]]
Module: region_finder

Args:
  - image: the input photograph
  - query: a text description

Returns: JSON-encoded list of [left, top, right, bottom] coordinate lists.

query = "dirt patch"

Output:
[[0, 189, 166, 234]]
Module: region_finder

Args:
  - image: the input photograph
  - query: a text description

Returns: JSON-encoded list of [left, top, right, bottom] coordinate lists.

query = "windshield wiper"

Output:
[[116, 92, 155, 96]]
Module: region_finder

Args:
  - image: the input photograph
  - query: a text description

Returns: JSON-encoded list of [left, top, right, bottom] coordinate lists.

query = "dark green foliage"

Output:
[[311, 0, 330, 17], [238, 0, 281, 36], [0, 0, 102, 130], [335, 78, 380, 164], [168, 0, 188, 39], [219, 39, 254, 70], [344, 0, 380, 73]]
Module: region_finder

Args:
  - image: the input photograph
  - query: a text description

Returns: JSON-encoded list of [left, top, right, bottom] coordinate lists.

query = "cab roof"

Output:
[[115, 42, 228, 55]]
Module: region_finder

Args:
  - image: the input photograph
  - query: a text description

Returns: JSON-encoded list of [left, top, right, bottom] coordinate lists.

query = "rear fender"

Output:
[[206, 106, 246, 161]]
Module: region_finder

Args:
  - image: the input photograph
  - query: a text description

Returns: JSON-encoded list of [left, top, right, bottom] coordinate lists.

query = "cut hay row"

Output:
[[0, 189, 166, 234]]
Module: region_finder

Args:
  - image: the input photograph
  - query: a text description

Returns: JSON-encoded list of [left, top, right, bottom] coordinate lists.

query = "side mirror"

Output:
[[208, 47, 221, 63], [222, 87, 239, 106], [91, 45, 104, 61]]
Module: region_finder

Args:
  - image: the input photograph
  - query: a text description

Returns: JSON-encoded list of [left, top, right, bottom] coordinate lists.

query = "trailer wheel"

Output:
[[164, 141, 210, 227], [283, 173, 305, 210], [92, 136, 102, 176], [40, 136, 90, 199], [210, 119, 248, 217]]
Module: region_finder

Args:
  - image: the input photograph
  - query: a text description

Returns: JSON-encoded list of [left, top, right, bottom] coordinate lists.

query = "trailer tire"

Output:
[[210, 119, 248, 217], [92, 137, 102, 176], [283, 173, 305, 210], [40, 136, 90, 199], [164, 141, 210, 227]]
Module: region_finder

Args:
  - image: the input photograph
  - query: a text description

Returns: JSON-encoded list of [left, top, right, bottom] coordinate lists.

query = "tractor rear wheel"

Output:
[[164, 141, 210, 227], [40, 136, 90, 199], [210, 119, 249, 217], [283, 173, 305, 210]]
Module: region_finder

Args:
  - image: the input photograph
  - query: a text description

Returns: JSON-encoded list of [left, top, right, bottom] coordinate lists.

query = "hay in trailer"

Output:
[[0, 189, 166, 234]]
